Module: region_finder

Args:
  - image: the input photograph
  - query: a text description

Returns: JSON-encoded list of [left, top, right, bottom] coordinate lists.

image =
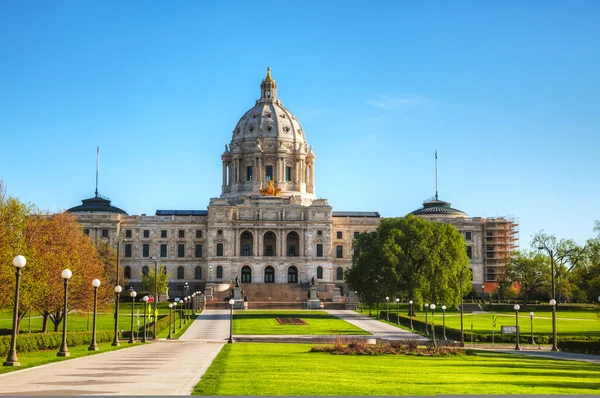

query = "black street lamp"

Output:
[[179, 300, 183, 328], [514, 304, 521, 350], [183, 297, 188, 324], [538, 245, 558, 351], [57, 269, 73, 357], [529, 312, 536, 346], [385, 297, 389, 321], [172, 302, 178, 334], [395, 298, 400, 325], [228, 298, 235, 343], [408, 300, 414, 330], [141, 296, 149, 342], [441, 305, 447, 340], [150, 257, 159, 340], [430, 304, 436, 347], [424, 303, 430, 335], [187, 296, 192, 320], [3, 255, 27, 367], [112, 285, 122, 346], [167, 303, 173, 339], [88, 279, 101, 351], [128, 290, 137, 343]]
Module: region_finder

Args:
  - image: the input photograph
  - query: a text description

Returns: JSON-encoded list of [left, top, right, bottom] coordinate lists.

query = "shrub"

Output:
[[121, 313, 179, 338], [0, 330, 114, 356], [558, 340, 600, 354]]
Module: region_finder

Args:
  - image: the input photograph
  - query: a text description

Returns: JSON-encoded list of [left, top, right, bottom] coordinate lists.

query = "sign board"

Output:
[[501, 325, 519, 334]]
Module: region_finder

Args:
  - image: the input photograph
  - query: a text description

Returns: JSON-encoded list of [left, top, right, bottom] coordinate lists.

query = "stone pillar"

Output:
[[222, 162, 227, 187], [307, 286, 321, 309]]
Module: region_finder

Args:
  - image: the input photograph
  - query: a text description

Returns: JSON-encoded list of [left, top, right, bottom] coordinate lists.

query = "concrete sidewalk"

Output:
[[0, 310, 231, 396], [326, 309, 428, 340]]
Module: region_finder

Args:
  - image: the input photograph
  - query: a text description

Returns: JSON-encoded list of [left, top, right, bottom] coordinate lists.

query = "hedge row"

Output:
[[121, 312, 181, 338], [557, 340, 600, 354], [0, 330, 114, 357], [380, 311, 599, 344]]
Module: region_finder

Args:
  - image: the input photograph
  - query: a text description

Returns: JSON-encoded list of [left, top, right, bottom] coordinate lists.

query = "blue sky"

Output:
[[1, 1, 598, 247]]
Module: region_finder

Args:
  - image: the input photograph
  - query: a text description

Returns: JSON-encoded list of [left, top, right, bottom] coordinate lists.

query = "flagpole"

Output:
[[95, 146, 99, 197], [435, 149, 438, 201]]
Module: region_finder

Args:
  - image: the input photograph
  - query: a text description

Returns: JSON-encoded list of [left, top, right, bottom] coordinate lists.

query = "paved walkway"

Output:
[[326, 309, 428, 340], [0, 310, 230, 396], [480, 348, 600, 365]]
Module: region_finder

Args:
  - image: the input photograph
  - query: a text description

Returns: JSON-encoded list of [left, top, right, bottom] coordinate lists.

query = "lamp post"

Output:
[[385, 297, 389, 321], [167, 304, 173, 339], [538, 245, 558, 351], [172, 301, 178, 334], [430, 304, 436, 347], [88, 279, 101, 351], [150, 257, 159, 340], [549, 299, 557, 351], [3, 255, 26, 367], [128, 290, 137, 343], [408, 300, 414, 330], [141, 296, 149, 342], [192, 293, 196, 314], [514, 304, 521, 350], [183, 297, 188, 324], [395, 298, 400, 325], [57, 269, 73, 357], [459, 267, 469, 346], [228, 298, 235, 343], [112, 285, 122, 346], [441, 305, 447, 340], [179, 300, 183, 328], [185, 296, 190, 320], [424, 303, 429, 335], [529, 312, 535, 345]]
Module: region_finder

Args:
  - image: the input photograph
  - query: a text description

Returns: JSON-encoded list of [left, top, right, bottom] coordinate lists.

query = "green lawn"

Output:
[[233, 311, 369, 335], [386, 307, 600, 337], [0, 341, 139, 375], [193, 343, 600, 395]]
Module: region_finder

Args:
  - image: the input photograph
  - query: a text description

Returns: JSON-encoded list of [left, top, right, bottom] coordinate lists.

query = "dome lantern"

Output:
[[259, 67, 279, 104]]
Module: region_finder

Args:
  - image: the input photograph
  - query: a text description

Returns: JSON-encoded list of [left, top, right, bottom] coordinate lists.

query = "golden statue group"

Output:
[[259, 180, 281, 196]]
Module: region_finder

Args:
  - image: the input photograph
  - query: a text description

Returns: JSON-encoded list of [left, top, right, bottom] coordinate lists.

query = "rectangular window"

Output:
[[124, 244, 132, 258], [285, 166, 291, 181], [486, 251, 494, 259], [125, 229, 132, 238], [466, 246, 472, 259], [242, 245, 251, 256], [217, 243, 224, 257], [265, 165, 273, 181], [465, 231, 472, 240], [143, 229, 150, 238], [336, 245, 343, 258], [161, 230, 167, 238], [102, 229, 109, 238], [288, 245, 296, 256], [196, 230, 202, 239], [354, 231, 360, 239], [316, 244, 323, 257], [266, 245, 273, 256], [160, 244, 167, 258], [195, 244, 203, 258], [142, 244, 150, 258], [178, 229, 185, 238], [336, 231, 342, 239], [247, 166, 253, 181], [178, 244, 185, 258]]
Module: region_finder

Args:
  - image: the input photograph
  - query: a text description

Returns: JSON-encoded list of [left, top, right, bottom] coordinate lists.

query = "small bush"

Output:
[[0, 330, 114, 356], [558, 340, 600, 354], [122, 313, 179, 338], [310, 341, 463, 356]]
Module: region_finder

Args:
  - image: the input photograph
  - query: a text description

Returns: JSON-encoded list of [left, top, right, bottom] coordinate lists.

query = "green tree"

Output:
[[346, 215, 471, 310], [140, 265, 170, 300], [570, 221, 600, 302], [505, 251, 549, 303]]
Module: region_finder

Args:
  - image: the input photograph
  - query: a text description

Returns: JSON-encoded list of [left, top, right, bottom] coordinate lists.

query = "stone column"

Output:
[[222, 162, 227, 187]]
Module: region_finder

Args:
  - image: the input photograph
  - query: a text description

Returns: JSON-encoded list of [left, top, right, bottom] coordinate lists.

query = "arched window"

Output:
[[242, 266, 252, 283], [217, 266, 223, 279], [264, 266, 275, 283], [317, 266, 323, 279], [336, 267, 343, 281], [287, 231, 299, 257], [240, 231, 253, 256], [162, 266, 167, 275], [288, 266, 298, 283], [124, 266, 131, 279], [264, 231, 276, 256], [177, 266, 184, 280], [142, 266, 149, 276], [195, 266, 202, 280]]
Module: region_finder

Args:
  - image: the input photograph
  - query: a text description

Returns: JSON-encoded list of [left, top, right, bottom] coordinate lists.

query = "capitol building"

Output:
[[67, 69, 518, 299]]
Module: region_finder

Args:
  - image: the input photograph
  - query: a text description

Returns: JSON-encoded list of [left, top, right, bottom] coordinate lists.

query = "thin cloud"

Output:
[[366, 94, 425, 110]]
